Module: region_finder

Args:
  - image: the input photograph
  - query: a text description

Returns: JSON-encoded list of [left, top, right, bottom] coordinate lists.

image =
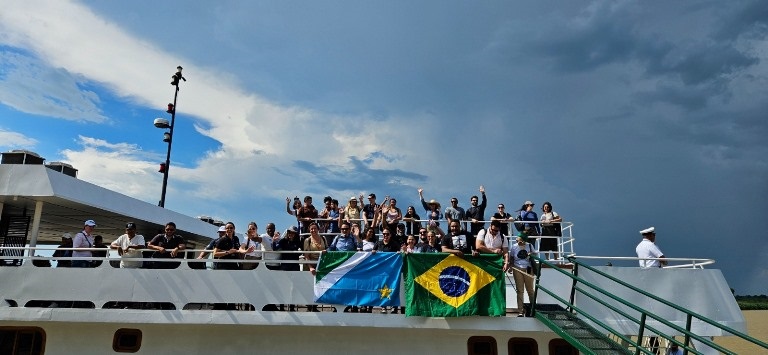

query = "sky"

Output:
[[0, 0, 766, 295]]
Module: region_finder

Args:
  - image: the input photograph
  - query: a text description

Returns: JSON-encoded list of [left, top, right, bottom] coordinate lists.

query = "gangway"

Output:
[[529, 256, 768, 355]]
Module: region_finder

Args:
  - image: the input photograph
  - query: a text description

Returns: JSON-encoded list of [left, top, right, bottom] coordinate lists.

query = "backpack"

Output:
[[514, 212, 526, 232]]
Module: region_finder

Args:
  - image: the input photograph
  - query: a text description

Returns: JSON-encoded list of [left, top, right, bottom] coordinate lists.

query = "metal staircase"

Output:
[[529, 256, 768, 355], [535, 308, 632, 354], [0, 215, 30, 266]]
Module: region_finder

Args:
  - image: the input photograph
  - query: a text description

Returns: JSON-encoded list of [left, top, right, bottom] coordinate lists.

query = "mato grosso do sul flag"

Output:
[[314, 251, 402, 307], [405, 253, 505, 317]]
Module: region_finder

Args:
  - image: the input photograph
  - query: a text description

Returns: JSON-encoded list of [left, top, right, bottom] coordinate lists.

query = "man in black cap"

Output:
[[110, 223, 146, 268], [276, 226, 302, 271], [362, 193, 378, 229]]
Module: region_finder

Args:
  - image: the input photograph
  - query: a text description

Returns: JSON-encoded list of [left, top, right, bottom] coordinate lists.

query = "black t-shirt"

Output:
[[374, 240, 400, 252], [363, 203, 377, 220], [214, 236, 241, 259], [441, 232, 475, 254], [149, 234, 186, 253]]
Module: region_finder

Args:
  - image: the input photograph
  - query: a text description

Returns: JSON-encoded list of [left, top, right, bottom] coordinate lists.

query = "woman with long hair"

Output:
[[539, 201, 562, 260], [403, 205, 421, 236], [303, 222, 327, 275], [360, 227, 377, 252], [382, 198, 402, 235]]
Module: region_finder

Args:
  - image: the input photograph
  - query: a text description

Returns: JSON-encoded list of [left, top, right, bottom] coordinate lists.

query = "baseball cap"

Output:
[[126, 222, 137, 230], [218, 225, 227, 232], [368, 193, 376, 199], [84, 220, 97, 227], [62, 233, 72, 239], [639, 227, 655, 235], [524, 200, 534, 206]]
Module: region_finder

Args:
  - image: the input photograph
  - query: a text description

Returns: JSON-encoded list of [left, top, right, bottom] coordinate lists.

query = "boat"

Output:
[[0, 151, 766, 355]]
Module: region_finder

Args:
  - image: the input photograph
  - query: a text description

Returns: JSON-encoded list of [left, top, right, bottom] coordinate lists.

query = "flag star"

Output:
[[379, 285, 393, 299]]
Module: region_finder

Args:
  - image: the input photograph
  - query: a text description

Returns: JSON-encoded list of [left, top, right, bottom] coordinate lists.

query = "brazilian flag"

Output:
[[405, 253, 505, 317]]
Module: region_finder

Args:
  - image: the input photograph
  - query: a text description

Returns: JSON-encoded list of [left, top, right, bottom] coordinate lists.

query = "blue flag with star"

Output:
[[314, 252, 402, 307], [405, 253, 505, 317]]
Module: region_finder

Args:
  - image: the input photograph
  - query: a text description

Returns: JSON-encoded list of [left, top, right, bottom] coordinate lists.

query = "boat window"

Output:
[[467, 336, 497, 355], [182, 303, 253, 311], [508, 337, 538, 355], [103, 302, 175, 310], [547, 339, 577, 355], [25, 300, 95, 308], [113, 328, 142, 353], [0, 327, 46, 355]]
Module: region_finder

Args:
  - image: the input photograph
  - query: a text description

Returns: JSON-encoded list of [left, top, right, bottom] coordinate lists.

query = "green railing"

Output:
[[530, 255, 768, 355]]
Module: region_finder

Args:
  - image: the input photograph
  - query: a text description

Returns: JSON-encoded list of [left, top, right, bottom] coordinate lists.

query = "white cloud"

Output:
[[0, 52, 105, 122], [0, 0, 419, 166], [60, 136, 163, 200], [0, 128, 38, 148]]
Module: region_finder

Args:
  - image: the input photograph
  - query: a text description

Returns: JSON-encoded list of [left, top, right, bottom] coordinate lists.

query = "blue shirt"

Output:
[[329, 234, 358, 251], [522, 210, 540, 234]]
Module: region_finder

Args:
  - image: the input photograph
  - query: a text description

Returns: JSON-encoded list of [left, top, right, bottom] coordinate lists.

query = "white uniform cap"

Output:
[[639, 226, 655, 235]]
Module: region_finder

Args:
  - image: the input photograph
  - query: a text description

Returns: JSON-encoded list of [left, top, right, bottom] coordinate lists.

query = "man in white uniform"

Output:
[[110, 222, 145, 268], [635, 226, 667, 268]]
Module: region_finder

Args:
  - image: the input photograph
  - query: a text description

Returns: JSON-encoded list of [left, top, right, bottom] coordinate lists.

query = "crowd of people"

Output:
[[280, 187, 564, 260], [50, 187, 566, 274], [45, 188, 572, 317]]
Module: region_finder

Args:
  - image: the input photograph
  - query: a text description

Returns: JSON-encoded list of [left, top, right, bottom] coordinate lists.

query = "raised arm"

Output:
[[479, 186, 487, 208], [285, 197, 293, 216]]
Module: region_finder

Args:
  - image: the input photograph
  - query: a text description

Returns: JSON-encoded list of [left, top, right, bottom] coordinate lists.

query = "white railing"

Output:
[[0, 246, 321, 270], [568, 255, 715, 269]]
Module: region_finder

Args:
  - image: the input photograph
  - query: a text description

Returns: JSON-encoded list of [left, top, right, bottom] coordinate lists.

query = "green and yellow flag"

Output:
[[405, 253, 505, 317]]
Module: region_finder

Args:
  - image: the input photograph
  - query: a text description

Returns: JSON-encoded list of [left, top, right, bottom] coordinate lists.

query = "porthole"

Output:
[[508, 337, 538, 355], [113, 328, 142, 353], [468, 335, 498, 355], [0, 327, 46, 355]]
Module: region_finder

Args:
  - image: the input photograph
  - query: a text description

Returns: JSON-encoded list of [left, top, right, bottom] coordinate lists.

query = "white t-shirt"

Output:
[[636, 238, 664, 268], [540, 211, 560, 225], [510, 242, 534, 269], [110, 234, 145, 268], [260, 233, 279, 266], [241, 236, 262, 258], [361, 240, 375, 252], [477, 228, 508, 250]]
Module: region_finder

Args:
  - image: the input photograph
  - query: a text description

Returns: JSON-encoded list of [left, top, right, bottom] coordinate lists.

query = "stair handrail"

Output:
[[531, 255, 768, 354], [533, 257, 706, 354], [569, 257, 767, 352], [532, 273, 657, 354], [532, 255, 768, 354]]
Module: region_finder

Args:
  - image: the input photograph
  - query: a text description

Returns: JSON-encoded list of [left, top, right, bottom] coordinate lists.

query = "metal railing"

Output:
[[0, 246, 322, 270], [530, 255, 768, 355]]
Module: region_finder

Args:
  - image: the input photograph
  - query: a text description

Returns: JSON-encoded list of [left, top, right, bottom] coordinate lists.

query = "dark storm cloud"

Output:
[[518, 2, 760, 112], [643, 43, 757, 86], [712, 0, 768, 41], [291, 155, 427, 193]]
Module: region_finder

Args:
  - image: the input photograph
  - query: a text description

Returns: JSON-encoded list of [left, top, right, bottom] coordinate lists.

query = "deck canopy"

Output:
[[0, 164, 215, 248]]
